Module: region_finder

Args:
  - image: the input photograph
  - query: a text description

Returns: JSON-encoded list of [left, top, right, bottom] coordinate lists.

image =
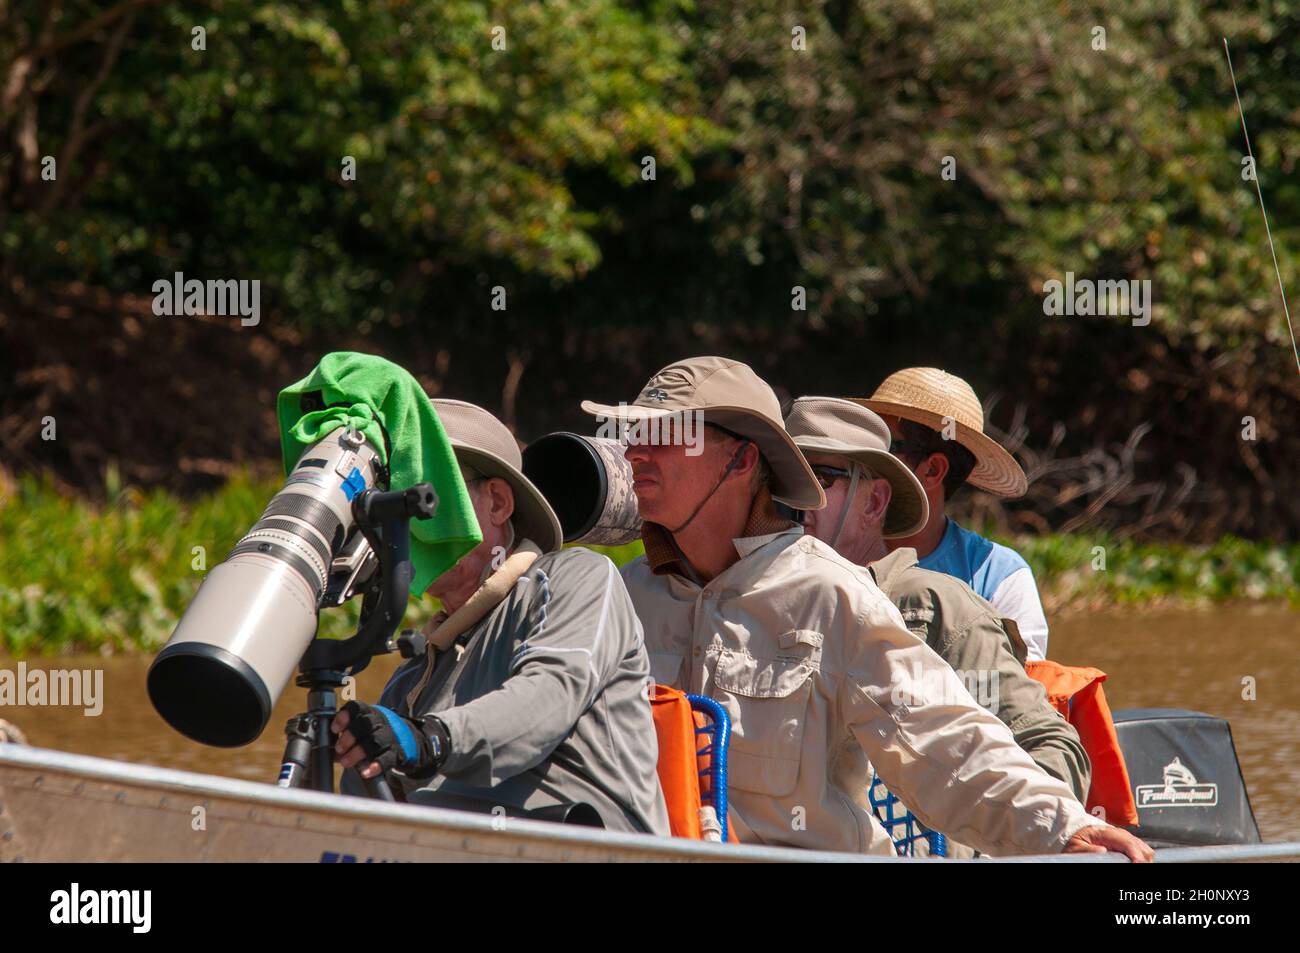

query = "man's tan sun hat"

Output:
[[431, 399, 564, 553], [852, 367, 1028, 498], [580, 356, 826, 511], [785, 396, 929, 538]]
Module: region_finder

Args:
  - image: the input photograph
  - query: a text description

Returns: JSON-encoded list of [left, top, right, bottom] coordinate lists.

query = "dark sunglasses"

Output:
[[810, 464, 853, 490]]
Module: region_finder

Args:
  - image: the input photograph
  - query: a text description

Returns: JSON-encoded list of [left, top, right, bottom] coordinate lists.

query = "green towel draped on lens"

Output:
[[277, 352, 482, 595]]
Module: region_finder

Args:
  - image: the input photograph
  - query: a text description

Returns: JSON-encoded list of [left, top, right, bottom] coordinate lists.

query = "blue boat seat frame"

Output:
[[685, 694, 730, 843]]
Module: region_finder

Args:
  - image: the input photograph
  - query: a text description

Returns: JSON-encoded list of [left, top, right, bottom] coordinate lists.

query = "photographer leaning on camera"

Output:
[[333, 399, 670, 835]]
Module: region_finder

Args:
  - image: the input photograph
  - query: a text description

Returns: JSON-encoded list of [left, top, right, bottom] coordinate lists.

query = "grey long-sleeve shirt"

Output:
[[371, 546, 670, 835]]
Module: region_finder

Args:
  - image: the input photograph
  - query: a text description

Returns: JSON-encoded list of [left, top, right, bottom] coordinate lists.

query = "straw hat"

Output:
[[431, 399, 564, 552], [853, 368, 1028, 498], [785, 397, 930, 538], [581, 357, 826, 511]]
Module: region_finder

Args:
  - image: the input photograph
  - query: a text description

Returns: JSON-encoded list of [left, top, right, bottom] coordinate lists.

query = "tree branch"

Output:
[[40, 12, 135, 214], [20, 0, 164, 61], [1, 0, 60, 123]]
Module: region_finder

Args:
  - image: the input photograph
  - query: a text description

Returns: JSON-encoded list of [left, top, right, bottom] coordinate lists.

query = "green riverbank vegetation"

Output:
[[2, 474, 1295, 655]]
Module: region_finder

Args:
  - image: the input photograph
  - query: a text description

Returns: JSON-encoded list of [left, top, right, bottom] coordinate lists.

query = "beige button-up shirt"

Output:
[[622, 504, 1104, 855]]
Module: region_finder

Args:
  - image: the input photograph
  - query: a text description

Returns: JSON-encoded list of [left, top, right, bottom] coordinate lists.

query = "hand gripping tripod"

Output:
[[277, 483, 438, 801]]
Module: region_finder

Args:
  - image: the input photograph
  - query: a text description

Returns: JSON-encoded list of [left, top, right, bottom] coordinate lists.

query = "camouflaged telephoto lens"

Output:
[[522, 433, 643, 547]]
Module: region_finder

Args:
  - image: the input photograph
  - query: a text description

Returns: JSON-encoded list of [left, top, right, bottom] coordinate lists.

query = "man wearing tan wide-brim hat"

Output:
[[584, 358, 1150, 860], [335, 399, 669, 835], [785, 397, 1090, 817], [856, 368, 1052, 661]]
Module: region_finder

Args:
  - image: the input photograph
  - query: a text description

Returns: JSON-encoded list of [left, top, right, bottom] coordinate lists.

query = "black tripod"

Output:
[[277, 483, 438, 801]]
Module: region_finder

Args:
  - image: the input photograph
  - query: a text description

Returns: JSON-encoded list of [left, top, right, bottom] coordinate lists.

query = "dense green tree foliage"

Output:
[[2, 0, 719, 322], [4, 1, 1296, 346], [3, 1, 1298, 542]]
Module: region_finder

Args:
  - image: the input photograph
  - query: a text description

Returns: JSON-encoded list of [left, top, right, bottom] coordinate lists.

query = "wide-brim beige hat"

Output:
[[581, 357, 826, 511], [853, 367, 1028, 498], [785, 396, 929, 538], [431, 399, 564, 553]]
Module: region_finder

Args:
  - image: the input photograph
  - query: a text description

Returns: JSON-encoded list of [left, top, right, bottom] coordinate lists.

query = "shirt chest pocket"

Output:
[[710, 643, 817, 798]]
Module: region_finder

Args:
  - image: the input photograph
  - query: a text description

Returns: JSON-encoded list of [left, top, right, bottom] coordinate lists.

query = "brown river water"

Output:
[[3, 604, 1297, 842]]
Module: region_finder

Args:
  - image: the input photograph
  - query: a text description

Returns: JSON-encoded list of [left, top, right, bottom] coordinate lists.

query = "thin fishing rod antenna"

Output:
[[1222, 37, 1299, 375]]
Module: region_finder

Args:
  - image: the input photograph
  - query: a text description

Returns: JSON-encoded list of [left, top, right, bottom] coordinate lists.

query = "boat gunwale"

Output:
[[3, 745, 1295, 863]]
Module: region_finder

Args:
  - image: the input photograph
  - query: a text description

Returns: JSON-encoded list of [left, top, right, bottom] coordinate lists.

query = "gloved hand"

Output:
[[332, 701, 450, 780]]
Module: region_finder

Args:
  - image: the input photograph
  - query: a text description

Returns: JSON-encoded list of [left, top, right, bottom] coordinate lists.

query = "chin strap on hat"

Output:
[[661, 441, 753, 586], [665, 440, 752, 536], [828, 463, 863, 550]]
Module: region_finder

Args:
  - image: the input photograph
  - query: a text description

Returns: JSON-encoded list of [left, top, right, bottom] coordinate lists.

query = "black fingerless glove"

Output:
[[340, 701, 450, 779]]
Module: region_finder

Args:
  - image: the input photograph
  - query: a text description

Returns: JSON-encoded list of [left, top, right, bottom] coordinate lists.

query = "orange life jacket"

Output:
[[650, 684, 706, 840], [1025, 660, 1140, 826], [650, 684, 740, 842]]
